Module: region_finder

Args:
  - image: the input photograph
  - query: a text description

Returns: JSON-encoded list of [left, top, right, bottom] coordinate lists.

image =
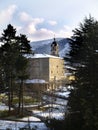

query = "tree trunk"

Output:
[[8, 75, 11, 114], [18, 79, 24, 116]]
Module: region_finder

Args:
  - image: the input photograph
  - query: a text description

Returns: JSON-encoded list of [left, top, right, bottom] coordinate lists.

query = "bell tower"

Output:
[[51, 37, 59, 56]]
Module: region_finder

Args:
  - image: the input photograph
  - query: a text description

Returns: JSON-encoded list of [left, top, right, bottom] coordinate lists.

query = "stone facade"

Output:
[[49, 57, 65, 81], [28, 54, 65, 82]]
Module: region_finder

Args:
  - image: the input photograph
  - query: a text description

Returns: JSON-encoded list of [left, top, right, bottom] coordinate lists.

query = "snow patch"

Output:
[[25, 79, 46, 84], [26, 53, 62, 59], [0, 120, 48, 130], [0, 103, 13, 111]]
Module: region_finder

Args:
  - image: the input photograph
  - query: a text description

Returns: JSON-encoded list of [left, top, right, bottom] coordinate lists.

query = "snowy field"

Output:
[[0, 103, 49, 129], [0, 86, 69, 129], [0, 120, 49, 130]]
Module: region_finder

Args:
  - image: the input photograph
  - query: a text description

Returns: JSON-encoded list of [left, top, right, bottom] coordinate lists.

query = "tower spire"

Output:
[[51, 36, 59, 56]]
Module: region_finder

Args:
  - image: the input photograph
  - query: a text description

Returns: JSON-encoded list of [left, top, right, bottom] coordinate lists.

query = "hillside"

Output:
[[30, 38, 70, 57]]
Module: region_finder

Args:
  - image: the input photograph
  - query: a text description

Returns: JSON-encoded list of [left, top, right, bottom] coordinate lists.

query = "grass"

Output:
[[0, 110, 9, 118], [12, 96, 39, 106], [0, 93, 42, 119]]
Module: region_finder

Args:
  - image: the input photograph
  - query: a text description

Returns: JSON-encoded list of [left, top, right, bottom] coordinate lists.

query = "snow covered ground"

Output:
[[0, 102, 49, 129], [0, 120, 49, 130], [55, 91, 70, 98], [0, 86, 69, 129], [31, 88, 69, 120], [32, 104, 65, 120], [0, 103, 9, 111]]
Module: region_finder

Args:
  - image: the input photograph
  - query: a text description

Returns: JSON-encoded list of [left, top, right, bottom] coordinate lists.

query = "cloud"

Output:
[[27, 22, 36, 34], [0, 6, 72, 42], [19, 12, 51, 40], [26, 18, 44, 34], [19, 12, 32, 22], [0, 5, 17, 24], [37, 28, 54, 37], [28, 25, 73, 41], [19, 12, 44, 25], [28, 28, 54, 41], [18, 12, 57, 41], [31, 18, 44, 25], [15, 11, 72, 41], [13, 11, 72, 41], [48, 20, 57, 26], [56, 25, 73, 38], [19, 12, 44, 35], [13, 25, 22, 32]]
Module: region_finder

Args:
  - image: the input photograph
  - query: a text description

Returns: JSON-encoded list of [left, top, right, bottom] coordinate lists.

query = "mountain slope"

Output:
[[30, 38, 70, 57]]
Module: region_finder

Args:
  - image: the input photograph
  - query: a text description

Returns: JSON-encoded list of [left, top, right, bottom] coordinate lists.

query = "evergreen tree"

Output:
[[0, 24, 31, 115], [15, 55, 28, 115], [64, 16, 98, 130], [16, 34, 31, 115], [0, 24, 18, 113]]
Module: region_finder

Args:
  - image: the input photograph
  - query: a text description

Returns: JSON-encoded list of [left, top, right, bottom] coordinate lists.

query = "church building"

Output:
[[27, 38, 65, 83]]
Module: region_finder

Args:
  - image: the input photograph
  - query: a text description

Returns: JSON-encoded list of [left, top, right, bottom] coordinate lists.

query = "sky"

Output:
[[0, 0, 98, 42]]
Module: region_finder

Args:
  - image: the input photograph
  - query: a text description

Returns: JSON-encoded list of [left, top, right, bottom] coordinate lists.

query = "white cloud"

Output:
[[31, 18, 44, 25], [19, 12, 45, 35], [19, 12, 44, 25], [13, 25, 22, 32], [0, 5, 17, 24], [28, 25, 73, 41], [23, 23, 73, 41], [64, 25, 71, 31], [19, 13, 70, 41], [56, 25, 73, 38], [48, 20, 57, 26], [28, 28, 54, 41], [17, 15, 55, 41], [26, 18, 44, 34], [0, 7, 72, 41], [38, 28, 54, 37], [27, 22, 36, 34], [19, 12, 32, 22]]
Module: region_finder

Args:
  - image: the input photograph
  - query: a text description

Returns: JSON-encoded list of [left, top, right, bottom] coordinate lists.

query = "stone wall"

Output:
[[28, 57, 65, 82], [49, 58, 65, 81]]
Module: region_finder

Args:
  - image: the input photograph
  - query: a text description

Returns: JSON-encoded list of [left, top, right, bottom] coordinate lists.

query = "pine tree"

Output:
[[0, 24, 32, 115], [0, 24, 18, 113], [64, 16, 98, 130]]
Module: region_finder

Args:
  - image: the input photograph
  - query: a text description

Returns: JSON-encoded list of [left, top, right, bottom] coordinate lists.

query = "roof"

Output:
[[26, 53, 63, 59]]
